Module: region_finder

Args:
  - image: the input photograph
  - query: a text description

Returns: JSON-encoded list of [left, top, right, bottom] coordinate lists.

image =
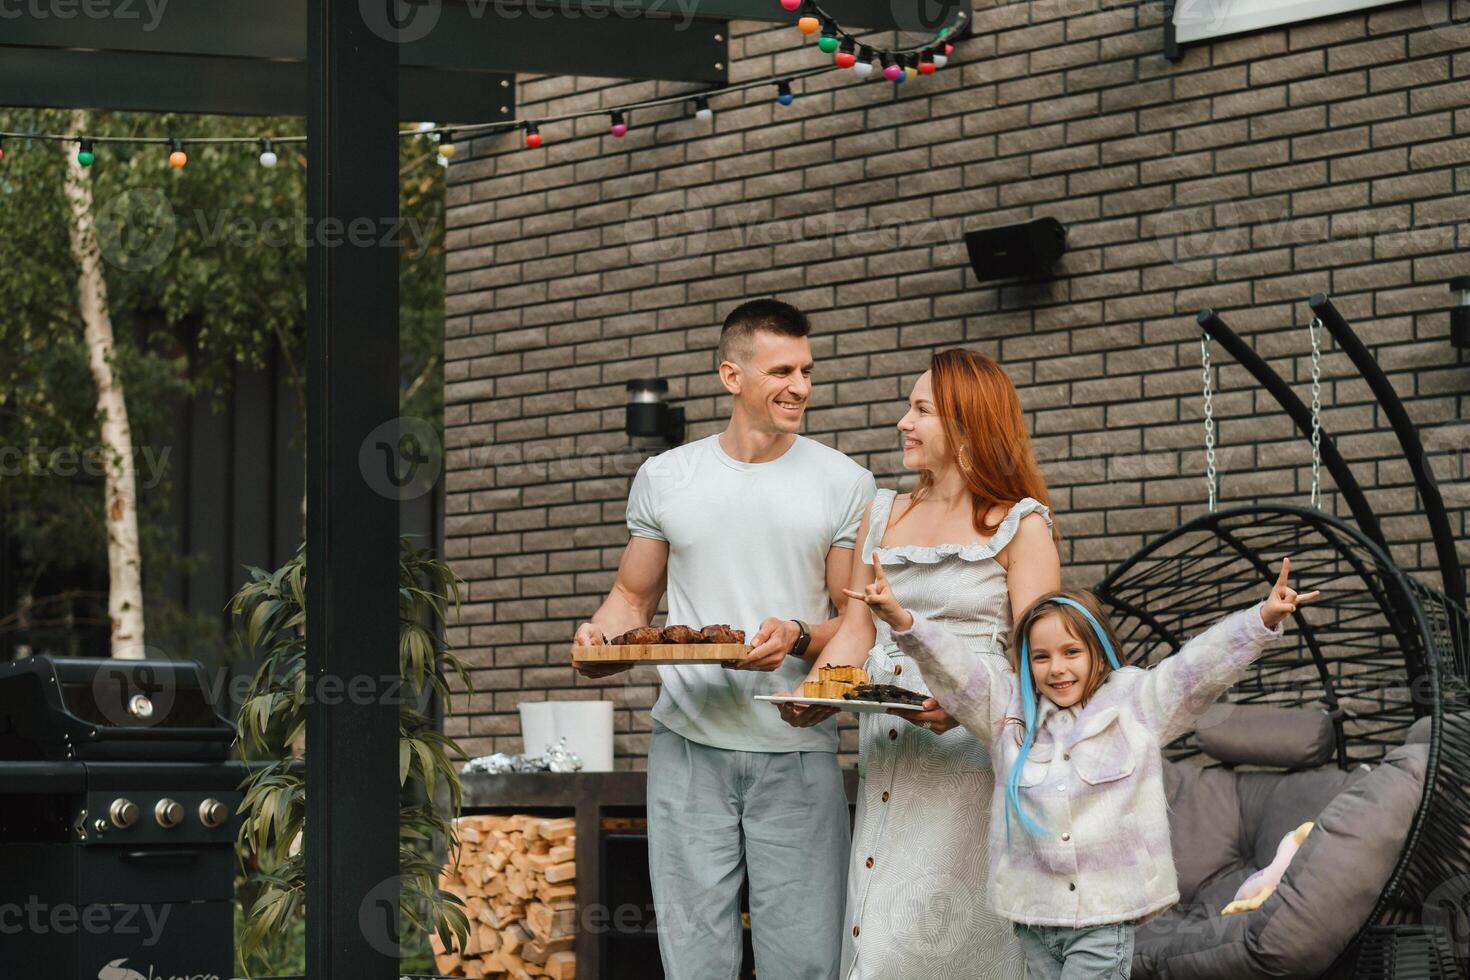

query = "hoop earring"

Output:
[[956, 446, 973, 473]]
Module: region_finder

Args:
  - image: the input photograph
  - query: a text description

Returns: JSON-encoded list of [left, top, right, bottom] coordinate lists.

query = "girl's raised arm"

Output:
[[1134, 559, 1318, 745]]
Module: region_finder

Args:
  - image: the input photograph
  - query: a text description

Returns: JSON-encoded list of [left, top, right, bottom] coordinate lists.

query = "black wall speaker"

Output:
[[963, 217, 1067, 281]]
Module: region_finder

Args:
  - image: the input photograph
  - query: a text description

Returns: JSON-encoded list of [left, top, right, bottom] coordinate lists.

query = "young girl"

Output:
[[847, 557, 1319, 979]]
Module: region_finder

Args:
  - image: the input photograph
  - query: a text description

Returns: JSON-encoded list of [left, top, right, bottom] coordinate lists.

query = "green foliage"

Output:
[[230, 537, 472, 974], [0, 107, 446, 657]]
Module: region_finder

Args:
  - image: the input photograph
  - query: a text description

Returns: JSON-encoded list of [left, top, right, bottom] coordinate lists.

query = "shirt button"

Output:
[[1061, 833, 1071, 842], [894, 664, 903, 675], [881, 791, 890, 802], [1063, 753, 1071, 761], [889, 729, 898, 741], [853, 925, 861, 937], [1069, 883, 1077, 892], [865, 857, 874, 869]]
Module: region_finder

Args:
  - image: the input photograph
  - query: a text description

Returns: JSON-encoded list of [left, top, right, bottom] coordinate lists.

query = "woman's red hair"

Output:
[[893, 348, 1054, 538]]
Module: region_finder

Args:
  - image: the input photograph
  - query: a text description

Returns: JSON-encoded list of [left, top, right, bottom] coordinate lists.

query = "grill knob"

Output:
[[198, 798, 231, 828], [154, 798, 184, 829], [109, 798, 139, 829], [127, 694, 155, 720]]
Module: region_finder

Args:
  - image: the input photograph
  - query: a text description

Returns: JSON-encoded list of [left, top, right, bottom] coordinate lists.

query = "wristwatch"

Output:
[[788, 619, 812, 659]]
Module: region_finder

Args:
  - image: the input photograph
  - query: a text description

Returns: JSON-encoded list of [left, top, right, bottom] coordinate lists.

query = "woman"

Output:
[[780, 348, 1060, 980]]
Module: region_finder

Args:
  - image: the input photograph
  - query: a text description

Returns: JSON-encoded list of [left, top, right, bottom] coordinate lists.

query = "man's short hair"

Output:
[[717, 299, 811, 366]]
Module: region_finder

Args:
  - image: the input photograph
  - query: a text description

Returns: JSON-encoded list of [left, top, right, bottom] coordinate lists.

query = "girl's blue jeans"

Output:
[[1013, 921, 1134, 979]]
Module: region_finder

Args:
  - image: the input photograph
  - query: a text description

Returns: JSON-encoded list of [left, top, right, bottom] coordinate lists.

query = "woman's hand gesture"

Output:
[[1260, 557, 1322, 629], [844, 556, 915, 633]]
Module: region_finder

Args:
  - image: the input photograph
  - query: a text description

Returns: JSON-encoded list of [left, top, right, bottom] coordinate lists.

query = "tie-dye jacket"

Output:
[[892, 603, 1284, 928]]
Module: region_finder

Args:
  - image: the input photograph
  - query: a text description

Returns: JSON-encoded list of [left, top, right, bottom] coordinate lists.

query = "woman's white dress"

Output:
[[840, 488, 1050, 980]]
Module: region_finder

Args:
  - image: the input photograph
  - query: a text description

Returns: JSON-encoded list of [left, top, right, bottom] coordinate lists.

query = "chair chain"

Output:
[[1309, 316, 1323, 509], [1201, 333, 1217, 513]]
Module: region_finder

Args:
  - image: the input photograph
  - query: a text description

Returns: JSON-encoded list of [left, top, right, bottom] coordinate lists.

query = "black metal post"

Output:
[[1196, 309, 1389, 552], [305, 0, 399, 977], [1308, 293, 1466, 607]]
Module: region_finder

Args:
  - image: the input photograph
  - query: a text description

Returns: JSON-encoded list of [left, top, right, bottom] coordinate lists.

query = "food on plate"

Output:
[[700, 624, 746, 644], [845, 683, 928, 706], [802, 664, 870, 700], [610, 626, 663, 645], [603, 624, 746, 646]]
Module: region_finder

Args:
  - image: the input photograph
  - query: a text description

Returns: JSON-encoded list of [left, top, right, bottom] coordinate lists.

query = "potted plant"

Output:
[[231, 537, 472, 973]]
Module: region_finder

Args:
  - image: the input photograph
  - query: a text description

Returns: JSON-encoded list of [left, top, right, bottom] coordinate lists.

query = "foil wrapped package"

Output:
[[461, 736, 584, 775]]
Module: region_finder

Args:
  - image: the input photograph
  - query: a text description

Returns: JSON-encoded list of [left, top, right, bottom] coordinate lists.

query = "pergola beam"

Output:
[[1, 0, 728, 82], [0, 47, 515, 120], [304, 0, 400, 977]]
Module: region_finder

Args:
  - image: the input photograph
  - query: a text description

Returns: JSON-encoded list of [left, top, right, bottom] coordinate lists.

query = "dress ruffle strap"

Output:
[[871, 496, 1052, 565]]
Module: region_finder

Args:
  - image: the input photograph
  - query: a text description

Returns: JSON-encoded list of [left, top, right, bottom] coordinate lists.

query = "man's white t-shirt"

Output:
[[625, 433, 876, 753]]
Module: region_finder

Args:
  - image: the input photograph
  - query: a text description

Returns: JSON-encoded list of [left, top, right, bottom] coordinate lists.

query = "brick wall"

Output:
[[440, 0, 1470, 767]]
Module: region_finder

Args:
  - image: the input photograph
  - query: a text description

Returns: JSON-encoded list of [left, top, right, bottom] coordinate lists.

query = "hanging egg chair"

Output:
[[1094, 296, 1470, 980]]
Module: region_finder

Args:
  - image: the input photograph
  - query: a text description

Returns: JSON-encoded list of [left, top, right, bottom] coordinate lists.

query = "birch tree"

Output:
[[61, 109, 145, 659]]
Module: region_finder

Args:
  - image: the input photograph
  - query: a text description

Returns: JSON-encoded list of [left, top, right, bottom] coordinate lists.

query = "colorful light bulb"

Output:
[[776, 80, 795, 105], [853, 45, 875, 76], [168, 138, 187, 169], [797, 14, 819, 33], [817, 19, 839, 52], [693, 96, 713, 122], [437, 130, 456, 159], [259, 138, 278, 168], [919, 52, 937, 74], [882, 57, 902, 82], [524, 122, 542, 148], [77, 138, 95, 167], [835, 40, 856, 69], [780, 0, 800, 8], [933, 52, 948, 69], [610, 110, 628, 137]]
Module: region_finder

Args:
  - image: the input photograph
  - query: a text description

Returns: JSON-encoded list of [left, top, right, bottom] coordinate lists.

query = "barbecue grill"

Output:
[[0, 654, 241, 980]]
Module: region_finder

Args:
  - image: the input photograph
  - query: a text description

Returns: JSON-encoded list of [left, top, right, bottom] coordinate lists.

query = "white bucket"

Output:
[[517, 699, 614, 772]]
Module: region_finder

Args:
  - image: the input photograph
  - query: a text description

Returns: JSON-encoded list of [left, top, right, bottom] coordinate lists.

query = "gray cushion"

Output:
[[1161, 761, 1361, 905], [1135, 744, 1427, 980], [1195, 704, 1337, 770]]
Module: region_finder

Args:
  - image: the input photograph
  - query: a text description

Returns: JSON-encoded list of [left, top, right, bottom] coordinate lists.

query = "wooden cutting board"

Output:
[[570, 644, 750, 666]]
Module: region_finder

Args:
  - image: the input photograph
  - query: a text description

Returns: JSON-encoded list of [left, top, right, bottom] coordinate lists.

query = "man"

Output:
[[573, 298, 876, 980]]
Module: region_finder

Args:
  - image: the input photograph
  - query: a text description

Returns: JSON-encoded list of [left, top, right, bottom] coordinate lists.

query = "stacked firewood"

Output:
[[432, 814, 577, 979]]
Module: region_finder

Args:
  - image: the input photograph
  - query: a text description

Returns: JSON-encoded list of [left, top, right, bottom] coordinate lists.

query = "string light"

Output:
[[0, 9, 963, 171], [817, 18, 839, 53], [834, 37, 856, 69]]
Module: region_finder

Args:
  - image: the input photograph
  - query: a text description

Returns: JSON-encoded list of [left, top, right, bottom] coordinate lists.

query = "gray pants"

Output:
[[1014, 922, 1134, 980], [647, 724, 850, 980]]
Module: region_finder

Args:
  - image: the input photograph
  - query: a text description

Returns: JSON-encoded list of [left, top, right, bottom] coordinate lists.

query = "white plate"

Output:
[[754, 694, 925, 714]]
